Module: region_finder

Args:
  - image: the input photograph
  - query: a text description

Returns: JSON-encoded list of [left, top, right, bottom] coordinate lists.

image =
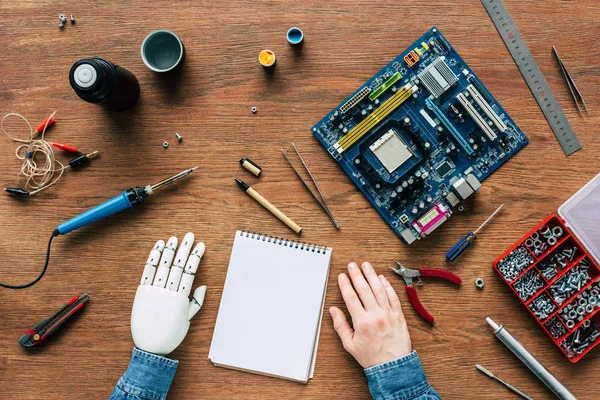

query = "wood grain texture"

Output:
[[1, 0, 599, 398]]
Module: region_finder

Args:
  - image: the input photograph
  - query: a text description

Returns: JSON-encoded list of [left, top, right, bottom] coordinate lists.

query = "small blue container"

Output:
[[287, 27, 304, 45]]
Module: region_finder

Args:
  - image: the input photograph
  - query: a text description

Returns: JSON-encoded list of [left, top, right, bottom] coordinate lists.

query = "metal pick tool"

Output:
[[476, 364, 533, 400]]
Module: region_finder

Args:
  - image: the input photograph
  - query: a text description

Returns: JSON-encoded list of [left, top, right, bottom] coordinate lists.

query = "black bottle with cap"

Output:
[[69, 57, 140, 111]]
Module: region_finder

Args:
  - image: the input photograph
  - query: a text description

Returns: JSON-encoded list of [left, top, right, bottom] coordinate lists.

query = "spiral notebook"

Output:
[[208, 231, 333, 383]]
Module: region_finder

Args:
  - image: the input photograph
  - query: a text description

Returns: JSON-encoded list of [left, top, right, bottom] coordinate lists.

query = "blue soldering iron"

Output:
[[1, 167, 198, 289]]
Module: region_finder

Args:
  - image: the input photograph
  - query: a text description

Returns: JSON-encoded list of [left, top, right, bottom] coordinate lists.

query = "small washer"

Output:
[[547, 236, 557, 246], [458, 205, 465, 212], [475, 278, 485, 289], [251, 107, 257, 114], [566, 320, 575, 329], [552, 226, 563, 237], [163, 141, 169, 148]]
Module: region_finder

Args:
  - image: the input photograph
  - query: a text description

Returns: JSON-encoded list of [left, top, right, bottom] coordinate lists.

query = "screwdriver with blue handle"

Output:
[[0, 167, 198, 289], [446, 204, 504, 262]]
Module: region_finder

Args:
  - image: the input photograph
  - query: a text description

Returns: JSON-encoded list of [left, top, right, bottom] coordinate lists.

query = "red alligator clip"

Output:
[[390, 261, 461, 323]]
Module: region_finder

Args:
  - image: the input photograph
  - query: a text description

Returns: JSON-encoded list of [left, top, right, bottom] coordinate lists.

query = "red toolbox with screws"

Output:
[[493, 173, 600, 362]]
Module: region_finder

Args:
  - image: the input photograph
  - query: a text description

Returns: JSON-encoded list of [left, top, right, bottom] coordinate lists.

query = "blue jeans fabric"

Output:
[[110, 348, 178, 400], [365, 351, 441, 400], [110, 348, 439, 400]]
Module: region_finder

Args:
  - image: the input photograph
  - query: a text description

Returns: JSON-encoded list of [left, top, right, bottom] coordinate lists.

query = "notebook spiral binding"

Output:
[[240, 231, 329, 254]]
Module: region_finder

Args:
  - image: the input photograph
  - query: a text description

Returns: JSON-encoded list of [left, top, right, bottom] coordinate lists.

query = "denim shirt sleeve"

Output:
[[109, 348, 179, 400], [364, 351, 441, 400]]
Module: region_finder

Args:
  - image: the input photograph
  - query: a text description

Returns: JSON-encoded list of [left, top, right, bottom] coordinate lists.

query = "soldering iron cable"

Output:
[[0, 230, 59, 289]]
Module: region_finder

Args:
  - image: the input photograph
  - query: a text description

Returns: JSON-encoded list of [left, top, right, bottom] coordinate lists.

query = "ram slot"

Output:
[[456, 93, 497, 141], [335, 84, 416, 153], [425, 98, 474, 155], [466, 85, 507, 132]]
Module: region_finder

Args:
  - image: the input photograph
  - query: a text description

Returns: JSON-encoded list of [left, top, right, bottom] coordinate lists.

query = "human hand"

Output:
[[130, 232, 207, 356], [329, 261, 412, 368]]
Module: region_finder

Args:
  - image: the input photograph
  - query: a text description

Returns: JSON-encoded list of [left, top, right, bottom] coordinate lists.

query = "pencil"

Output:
[[235, 178, 302, 233]]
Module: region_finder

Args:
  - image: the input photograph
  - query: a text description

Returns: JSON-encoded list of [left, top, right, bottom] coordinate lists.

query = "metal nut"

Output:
[[475, 278, 485, 289], [163, 141, 169, 148]]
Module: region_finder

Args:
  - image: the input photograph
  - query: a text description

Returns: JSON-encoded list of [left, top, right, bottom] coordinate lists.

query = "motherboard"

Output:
[[312, 27, 527, 244]]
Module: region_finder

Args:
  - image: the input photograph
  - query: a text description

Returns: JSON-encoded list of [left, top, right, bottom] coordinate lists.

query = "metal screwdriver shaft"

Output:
[[446, 204, 504, 262], [475, 364, 533, 400]]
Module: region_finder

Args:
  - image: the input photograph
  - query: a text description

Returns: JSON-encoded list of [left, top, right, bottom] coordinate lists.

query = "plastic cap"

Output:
[[259, 50, 276, 67], [73, 64, 97, 88], [486, 317, 499, 331], [287, 27, 304, 45]]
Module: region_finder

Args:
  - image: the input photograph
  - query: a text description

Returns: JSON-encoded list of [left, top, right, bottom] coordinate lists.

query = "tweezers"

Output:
[[553, 46, 588, 114], [282, 143, 340, 229]]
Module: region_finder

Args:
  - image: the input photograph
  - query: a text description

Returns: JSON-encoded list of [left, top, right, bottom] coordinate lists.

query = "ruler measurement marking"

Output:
[[481, 0, 581, 155]]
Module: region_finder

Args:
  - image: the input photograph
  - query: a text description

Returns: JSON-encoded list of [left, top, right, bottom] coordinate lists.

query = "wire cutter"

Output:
[[390, 261, 461, 323], [19, 293, 88, 347]]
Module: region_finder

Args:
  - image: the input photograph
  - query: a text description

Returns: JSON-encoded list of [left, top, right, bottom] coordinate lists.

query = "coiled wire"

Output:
[[1, 111, 66, 195]]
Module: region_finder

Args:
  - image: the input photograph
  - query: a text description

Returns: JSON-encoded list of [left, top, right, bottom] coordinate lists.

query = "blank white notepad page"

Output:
[[209, 231, 332, 382]]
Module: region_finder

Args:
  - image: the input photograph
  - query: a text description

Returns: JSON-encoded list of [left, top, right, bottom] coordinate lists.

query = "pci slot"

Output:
[[425, 98, 474, 155], [369, 72, 402, 101], [335, 83, 417, 153], [340, 86, 371, 114], [456, 93, 497, 141], [466, 84, 507, 132]]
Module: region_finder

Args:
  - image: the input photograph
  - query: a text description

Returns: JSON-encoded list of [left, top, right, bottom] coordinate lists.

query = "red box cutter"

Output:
[[19, 293, 88, 347], [390, 261, 461, 323]]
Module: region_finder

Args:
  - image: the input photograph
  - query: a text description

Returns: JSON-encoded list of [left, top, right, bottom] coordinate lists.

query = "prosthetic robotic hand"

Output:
[[131, 232, 207, 356]]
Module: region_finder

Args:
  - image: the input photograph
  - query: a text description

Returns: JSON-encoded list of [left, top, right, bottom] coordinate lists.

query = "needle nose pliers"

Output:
[[390, 261, 462, 323]]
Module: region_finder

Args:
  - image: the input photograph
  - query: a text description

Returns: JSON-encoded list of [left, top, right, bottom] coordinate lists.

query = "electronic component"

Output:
[[446, 192, 460, 207], [412, 202, 450, 236], [311, 27, 527, 244], [467, 76, 492, 103], [426, 98, 474, 155], [370, 129, 413, 173], [456, 92, 497, 141], [418, 57, 457, 98], [400, 229, 418, 245], [340, 86, 371, 114], [334, 83, 417, 153], [404, 51, 419, 67], [436, 161, 453, 178], [466, 173, 481, 191], [452, 177, 475, 200], [370, 72, 402, 101], [467, 84, 507, 132]]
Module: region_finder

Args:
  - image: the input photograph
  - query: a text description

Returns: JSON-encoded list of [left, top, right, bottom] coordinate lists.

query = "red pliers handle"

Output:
[[390, 262, 461, 323]]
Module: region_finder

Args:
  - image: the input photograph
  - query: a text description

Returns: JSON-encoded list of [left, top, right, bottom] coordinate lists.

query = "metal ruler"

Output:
[[480, 0, 581, 156]]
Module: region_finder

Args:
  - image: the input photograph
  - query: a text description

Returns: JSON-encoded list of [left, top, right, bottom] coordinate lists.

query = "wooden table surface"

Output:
[[1, 1, 599, 398]]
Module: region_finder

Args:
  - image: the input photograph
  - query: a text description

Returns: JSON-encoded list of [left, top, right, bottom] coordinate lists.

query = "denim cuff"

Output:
[[364, 351, 432, 400], [116, 347, 179, 400]]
